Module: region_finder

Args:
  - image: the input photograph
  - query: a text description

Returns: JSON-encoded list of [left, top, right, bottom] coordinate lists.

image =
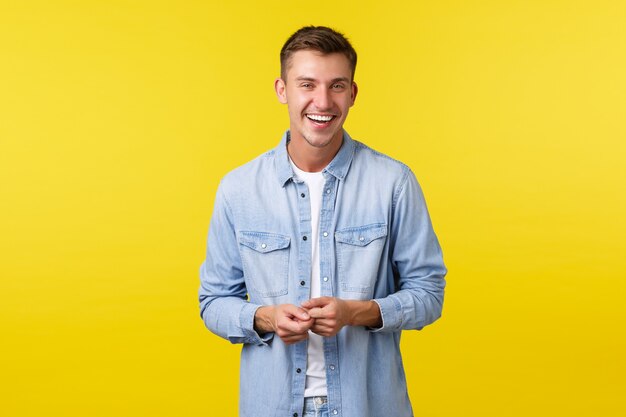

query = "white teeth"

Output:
[[307, 114, 333, 122]]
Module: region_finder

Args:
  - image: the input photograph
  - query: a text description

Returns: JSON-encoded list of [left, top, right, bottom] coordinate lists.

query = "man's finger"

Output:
[[310, 325, 328, 334], [311, 320, 335, 329], [301, 297, 331, 309], [279, 318, 309, 334], [284, 304, 311, 321], [310, 327, 333, 337], [306, 307, 325, 319]]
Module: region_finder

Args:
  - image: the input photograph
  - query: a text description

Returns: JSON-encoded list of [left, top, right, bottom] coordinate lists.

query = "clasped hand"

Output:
[[268, 297, 350, 344]]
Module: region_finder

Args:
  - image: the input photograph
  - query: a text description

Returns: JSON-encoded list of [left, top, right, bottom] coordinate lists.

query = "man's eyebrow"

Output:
[[294, 76, 350, 83]]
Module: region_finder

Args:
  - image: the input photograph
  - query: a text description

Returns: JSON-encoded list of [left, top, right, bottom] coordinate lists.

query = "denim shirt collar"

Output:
[[275, 129, 356, 187]]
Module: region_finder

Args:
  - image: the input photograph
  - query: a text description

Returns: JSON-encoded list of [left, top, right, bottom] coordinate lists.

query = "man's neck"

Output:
[[287, 133, 343, 173]]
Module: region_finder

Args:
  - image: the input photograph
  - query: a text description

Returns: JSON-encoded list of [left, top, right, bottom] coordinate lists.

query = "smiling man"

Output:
[[199, 26, 447, 417]]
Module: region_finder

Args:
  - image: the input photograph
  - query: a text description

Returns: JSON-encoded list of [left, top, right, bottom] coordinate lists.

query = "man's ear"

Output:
[[275, 78, 287, 104], [350, 81, 358, 106]]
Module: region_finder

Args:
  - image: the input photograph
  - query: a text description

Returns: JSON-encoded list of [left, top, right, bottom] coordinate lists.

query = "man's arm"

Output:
[[199, 180, 270, 346], [371, 168, 447, 332]]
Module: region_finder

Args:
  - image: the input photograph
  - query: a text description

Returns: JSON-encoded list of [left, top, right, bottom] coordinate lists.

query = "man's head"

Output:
[[276, 26, 358, 163], [280, 26, 357, 82]]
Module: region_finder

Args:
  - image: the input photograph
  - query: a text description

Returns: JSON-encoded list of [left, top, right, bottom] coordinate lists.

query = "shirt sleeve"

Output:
[[371, 168, 447, 332], [198, 180, 273, 346]]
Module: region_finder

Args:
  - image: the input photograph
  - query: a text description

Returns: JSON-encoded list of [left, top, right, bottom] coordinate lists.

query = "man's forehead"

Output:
[[286, 50, 352, 80]]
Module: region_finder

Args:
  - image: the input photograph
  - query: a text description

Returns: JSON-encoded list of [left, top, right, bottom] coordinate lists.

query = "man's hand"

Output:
[[254, 304, 314, 345], [302, 297, 383, 337], [301, 297, 352, 337]]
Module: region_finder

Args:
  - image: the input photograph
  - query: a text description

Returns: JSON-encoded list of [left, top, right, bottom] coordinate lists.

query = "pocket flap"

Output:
[[238, 231, 291, 253], [334, 223, 387, 246]]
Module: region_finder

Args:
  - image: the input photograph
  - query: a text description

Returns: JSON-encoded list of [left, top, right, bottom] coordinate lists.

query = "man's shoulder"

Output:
[[351, 139, 412, 180], [218, 147, 278, 190]]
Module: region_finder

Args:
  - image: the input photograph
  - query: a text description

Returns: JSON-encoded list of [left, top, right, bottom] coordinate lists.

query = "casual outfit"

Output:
[[199, 130, 447, 417]]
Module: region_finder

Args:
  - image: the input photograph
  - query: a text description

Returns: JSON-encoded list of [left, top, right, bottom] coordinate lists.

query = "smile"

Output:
[[306, 114, 335, 123]]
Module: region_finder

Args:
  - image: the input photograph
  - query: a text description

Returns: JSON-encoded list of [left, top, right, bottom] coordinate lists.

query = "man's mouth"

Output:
[[306, 114, 336, 125]]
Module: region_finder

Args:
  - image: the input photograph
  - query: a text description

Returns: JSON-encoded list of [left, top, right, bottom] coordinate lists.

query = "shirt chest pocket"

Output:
[[335, 223, 388, 299], [238, 231, 290, 298]]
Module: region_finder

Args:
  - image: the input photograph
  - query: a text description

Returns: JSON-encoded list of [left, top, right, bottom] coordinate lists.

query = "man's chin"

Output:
[[303, 138, 332, 149], [302, 132, 342, 149]]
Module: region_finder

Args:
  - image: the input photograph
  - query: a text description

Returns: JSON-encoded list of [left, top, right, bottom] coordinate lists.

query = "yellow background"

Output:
[[1, 1, 625, 416]]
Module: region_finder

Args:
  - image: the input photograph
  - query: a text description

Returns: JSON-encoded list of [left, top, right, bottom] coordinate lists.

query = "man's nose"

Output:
[[313, 88, 331, 110]]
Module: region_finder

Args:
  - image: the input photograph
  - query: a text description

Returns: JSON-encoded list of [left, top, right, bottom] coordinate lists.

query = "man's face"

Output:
[[275, 50, 357, 150]]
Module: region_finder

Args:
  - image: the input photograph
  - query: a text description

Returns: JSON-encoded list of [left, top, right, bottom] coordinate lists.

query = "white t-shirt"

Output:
[[289, 158, 327, 397]]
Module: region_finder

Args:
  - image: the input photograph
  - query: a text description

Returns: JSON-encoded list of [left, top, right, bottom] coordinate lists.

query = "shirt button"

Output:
[[300, 281, 305, 286], [300, 193, 305, 198], [359, 236, 365, 242], [332, 410, 338, 415], [303, 236, 307, 241], [296, 368, 301, 373], [326, 189, 331, 194], [323, 277, 329, 282], [293, 413, 298, 417], [323, 232, 328, 237], [329, 365, 335, 370], [261, 243, 267, 249]]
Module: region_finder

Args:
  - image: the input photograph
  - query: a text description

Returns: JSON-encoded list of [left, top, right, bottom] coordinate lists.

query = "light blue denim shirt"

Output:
[[199, 130, 447, 417]]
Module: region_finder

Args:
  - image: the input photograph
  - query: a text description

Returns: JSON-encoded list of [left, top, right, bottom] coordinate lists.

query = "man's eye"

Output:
[[332, 84, 345, 89], [301, 83, 312, 88]]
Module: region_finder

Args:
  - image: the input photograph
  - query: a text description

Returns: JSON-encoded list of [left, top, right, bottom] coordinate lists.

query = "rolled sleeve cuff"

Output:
[[239, 303, 274, 346], [370, 296, 403, 332]]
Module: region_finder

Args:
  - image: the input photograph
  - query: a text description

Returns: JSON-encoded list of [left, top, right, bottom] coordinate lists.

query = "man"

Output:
[[199, 26, 446, 417]]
